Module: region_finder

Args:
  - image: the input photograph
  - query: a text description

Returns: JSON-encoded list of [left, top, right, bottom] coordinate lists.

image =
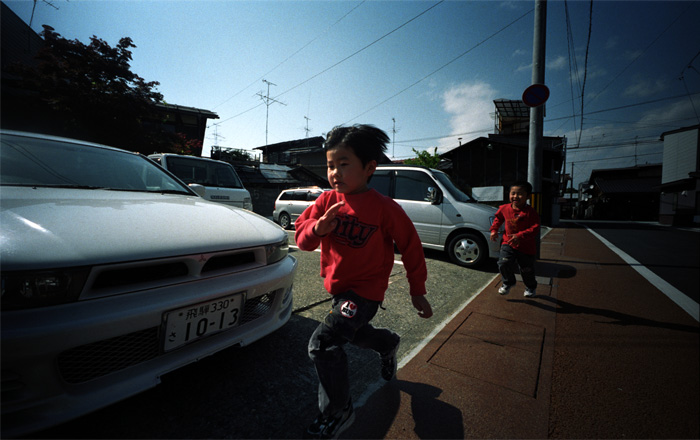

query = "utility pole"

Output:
[[570, 162, 574, 198], [257, 79, 286, 148], [528, 0, 546, 212]]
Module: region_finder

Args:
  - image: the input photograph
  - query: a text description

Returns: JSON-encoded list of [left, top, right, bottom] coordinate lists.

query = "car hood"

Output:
[[0, 187, 284, 270]]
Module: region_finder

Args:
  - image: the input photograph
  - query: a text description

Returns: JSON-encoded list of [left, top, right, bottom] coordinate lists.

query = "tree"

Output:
[[5, 26, 183, 152], [404, 147, 441, 168]]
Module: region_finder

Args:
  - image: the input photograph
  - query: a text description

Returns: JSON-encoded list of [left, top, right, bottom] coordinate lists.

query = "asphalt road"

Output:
[[576, 220, 700, 303], [27, 230, 500, 439]]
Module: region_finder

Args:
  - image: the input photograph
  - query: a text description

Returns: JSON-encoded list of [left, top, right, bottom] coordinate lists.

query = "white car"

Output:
[[272, 187, 329, 229], [0, 131, 297, 437], [148, 153, 254, 211]]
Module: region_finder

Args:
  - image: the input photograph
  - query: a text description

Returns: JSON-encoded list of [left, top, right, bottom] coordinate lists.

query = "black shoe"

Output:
[[304, 401, 355, 439], [380, 340, 399, 381]]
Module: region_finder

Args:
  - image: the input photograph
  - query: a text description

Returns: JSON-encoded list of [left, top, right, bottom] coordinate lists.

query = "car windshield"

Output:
[[433, 171, 475, 202], [0, 133, 192, 194]]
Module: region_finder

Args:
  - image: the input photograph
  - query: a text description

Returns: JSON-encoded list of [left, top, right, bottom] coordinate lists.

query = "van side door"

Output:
[[393, 170, 445, 247]]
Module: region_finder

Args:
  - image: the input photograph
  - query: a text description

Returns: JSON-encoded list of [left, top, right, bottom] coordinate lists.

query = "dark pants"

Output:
[[497, 244, 537, 290], [307, 290, 399, 417]]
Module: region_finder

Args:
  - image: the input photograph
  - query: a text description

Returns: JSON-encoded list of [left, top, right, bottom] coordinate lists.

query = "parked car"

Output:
[[148, 153, 253, 211], [273, 187, 328, 229], [0, 131, 297, 437], [368, 165, 499, 268]]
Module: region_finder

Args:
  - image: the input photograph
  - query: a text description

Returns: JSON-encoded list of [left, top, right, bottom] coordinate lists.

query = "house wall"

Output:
[[662, 128, 699, 184], [659, 127, 700, 226]]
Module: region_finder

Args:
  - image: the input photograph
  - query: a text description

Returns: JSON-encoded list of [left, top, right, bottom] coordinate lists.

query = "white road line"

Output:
[[584, 225, 700, 322]]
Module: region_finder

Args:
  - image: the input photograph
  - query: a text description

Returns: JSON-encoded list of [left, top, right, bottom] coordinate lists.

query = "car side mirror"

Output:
[[189, 183, 206, 197], [427, 187, 441, 205]]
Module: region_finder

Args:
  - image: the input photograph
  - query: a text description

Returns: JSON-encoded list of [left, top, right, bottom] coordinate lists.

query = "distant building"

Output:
[[579, 164, 662, 221], [658, 124, 700, 226], [254, 136, 392, 181]]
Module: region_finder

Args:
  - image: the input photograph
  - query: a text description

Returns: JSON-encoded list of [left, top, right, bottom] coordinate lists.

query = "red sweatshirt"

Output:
[[490, 203, 541, 255], [295, 189, 427, 302]]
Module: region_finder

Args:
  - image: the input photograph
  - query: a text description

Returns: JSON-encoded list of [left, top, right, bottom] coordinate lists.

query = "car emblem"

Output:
[[198, 255, 207, 263]]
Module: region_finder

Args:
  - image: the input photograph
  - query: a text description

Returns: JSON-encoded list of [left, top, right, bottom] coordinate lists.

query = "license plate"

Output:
[[163, 293, 243, 352]]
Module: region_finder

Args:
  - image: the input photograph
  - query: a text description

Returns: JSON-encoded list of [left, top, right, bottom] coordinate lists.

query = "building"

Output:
[[254, 136, 393, 182], [658, 125, 700, 226], [578, 164, 662, 221]]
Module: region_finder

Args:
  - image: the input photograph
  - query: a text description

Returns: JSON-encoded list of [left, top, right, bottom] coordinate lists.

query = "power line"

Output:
[[575, 0, 593, 151], [211, 1, 366, 111], [570, 151, 661, 165], [214, 1, 445, 128], [344, 7, 534, 124], [545, 91, 700, 123], [275, 1, 445, 101]]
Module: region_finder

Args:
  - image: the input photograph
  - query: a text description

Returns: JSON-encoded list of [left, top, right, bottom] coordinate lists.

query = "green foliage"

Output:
[[6, 26, 179, 152], [404, 147, 441, 168], [211, 146, 255, 162]]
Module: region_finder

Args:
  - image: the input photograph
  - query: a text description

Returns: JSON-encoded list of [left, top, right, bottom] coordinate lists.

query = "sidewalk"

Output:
[[346, 224, 699, 439]]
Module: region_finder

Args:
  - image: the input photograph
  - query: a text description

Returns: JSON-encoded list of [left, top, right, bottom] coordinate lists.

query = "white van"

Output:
[[149, 153, 253, 211], [369, 165, 500, 268]]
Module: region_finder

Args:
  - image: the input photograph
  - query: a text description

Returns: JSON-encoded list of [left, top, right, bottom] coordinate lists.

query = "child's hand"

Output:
[[313, 201, 345, 236], [490, 231, 498, 242], [508, 234, 520, 247], [411, 295, 433, 319]]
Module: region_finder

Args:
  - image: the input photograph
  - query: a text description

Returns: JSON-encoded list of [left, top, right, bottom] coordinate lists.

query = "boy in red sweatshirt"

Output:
[[295, 124, 433, 439], [490, 181, 541, 297]]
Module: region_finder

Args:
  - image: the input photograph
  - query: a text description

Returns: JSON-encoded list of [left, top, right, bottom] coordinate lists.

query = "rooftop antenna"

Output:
[[257, 79, 286, 146], [392, 118, 396, 158], [304, 116, 312, 138]]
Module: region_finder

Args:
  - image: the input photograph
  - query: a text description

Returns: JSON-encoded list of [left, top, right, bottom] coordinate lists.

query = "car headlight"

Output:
[[265, 237, 289, 265], [1, 268, 89, 310]]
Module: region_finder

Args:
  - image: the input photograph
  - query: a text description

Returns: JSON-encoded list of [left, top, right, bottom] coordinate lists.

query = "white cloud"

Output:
[[438, 81, 497, 152], [605, 36, 619, 50], [623, 76, 669, 98], [516, 63, 531, 73], [517, 55, 567, 74], [547, 55, 567, 71], [623, 49, 643, 62]]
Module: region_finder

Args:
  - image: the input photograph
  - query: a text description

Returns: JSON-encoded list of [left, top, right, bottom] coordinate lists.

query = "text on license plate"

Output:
[[163, 293, 243, 352]]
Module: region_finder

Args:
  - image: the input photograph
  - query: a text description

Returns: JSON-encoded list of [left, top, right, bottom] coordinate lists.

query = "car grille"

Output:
[[84, 250, 260, 299], [56, 292, 277, 384]]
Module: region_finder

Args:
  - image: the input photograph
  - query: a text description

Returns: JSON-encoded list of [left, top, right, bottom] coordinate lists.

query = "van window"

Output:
[[167, 156, 243, 189], [395, 170, 435, 202], [370, 170, 392, 197], [433, 172, 474, 202]]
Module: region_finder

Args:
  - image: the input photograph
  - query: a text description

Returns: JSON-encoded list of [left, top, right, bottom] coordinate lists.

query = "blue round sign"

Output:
[[522, 84, 550, 107]]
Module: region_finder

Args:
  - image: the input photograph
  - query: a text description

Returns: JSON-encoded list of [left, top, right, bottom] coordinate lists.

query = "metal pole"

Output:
[[528, 0, 546, 196]]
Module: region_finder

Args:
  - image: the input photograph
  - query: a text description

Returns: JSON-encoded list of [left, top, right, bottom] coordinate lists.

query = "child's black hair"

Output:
[[511, 181, 533, 195], [324, 124, 388, 166]]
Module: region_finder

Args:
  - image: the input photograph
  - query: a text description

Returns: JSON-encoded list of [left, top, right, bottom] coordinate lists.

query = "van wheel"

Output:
[[447, 233, 486, 268], [279, 212, 291, 229]]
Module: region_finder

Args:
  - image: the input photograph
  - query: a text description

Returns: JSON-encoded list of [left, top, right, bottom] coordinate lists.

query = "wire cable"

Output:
[[343, 7, 534, 124]]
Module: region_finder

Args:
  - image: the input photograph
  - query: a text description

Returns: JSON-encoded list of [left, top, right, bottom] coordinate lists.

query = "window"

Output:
[[395, 170, 435, 202], [369, 170, 393, 197]]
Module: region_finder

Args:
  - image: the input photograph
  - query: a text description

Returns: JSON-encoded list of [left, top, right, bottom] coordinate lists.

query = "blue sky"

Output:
[[5, 0, 700, 188]]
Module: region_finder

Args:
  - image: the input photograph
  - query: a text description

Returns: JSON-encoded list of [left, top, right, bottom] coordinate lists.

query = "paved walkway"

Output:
[[346, 223, 699, 439]]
